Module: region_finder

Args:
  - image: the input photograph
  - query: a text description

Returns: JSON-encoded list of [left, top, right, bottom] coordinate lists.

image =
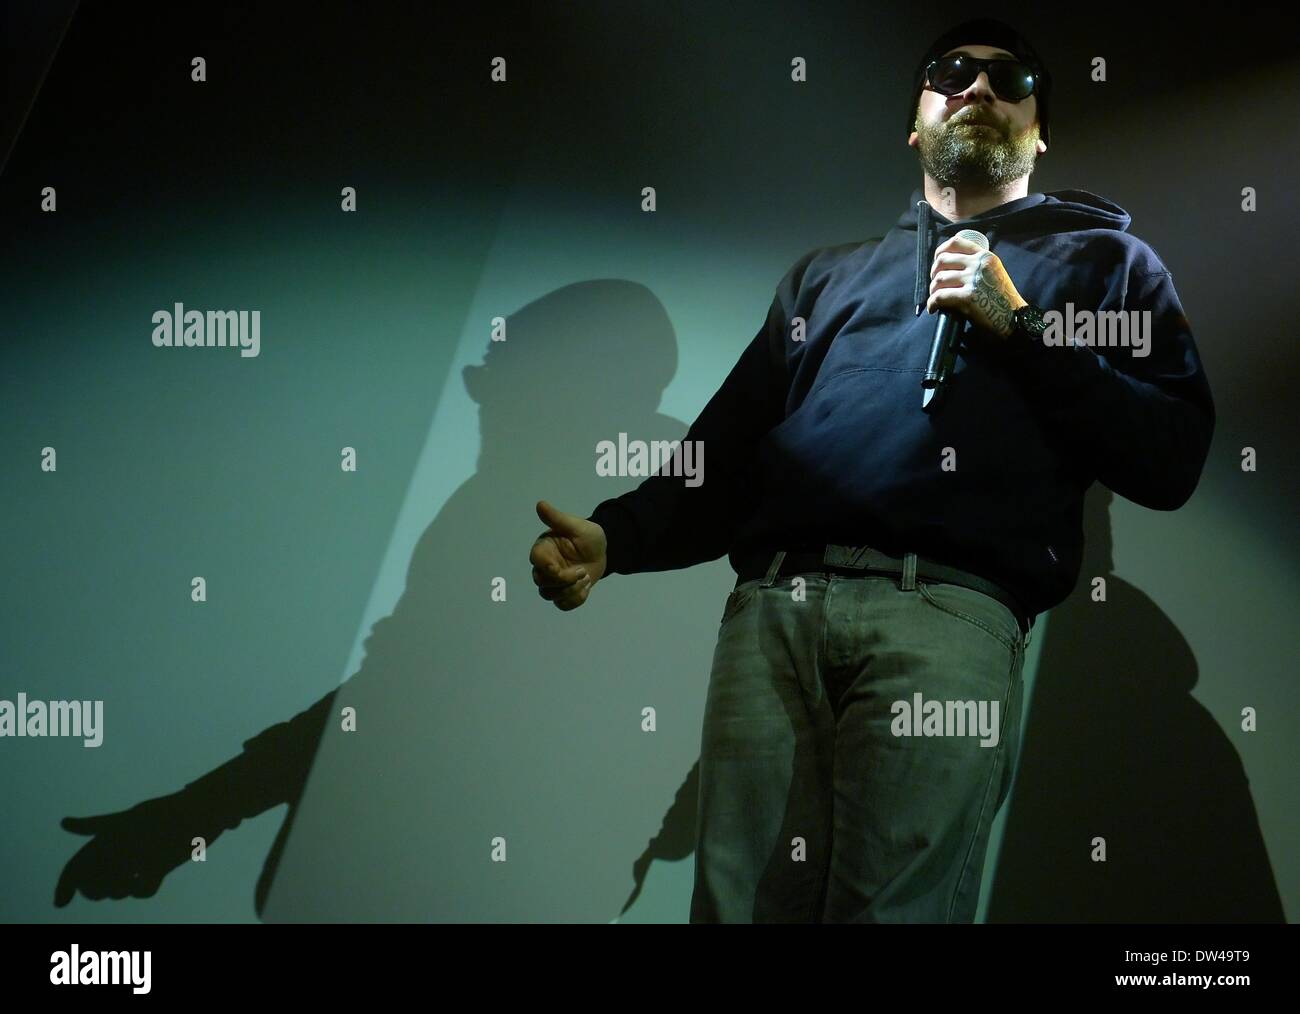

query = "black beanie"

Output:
[[906, 18, 1051, 146]]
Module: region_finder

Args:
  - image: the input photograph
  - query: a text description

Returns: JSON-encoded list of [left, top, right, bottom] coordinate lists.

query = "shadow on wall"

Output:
[[49, 282, 1284, 922], [987, 483, 1285, 922], [54, 279, 719, 922]]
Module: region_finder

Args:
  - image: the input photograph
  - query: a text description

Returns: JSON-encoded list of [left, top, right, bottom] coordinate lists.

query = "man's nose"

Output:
[[958, 70, 996, 102]]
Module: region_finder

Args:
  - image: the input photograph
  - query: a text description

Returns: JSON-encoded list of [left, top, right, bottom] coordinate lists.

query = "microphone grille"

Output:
[[955, 229, 990, 251]]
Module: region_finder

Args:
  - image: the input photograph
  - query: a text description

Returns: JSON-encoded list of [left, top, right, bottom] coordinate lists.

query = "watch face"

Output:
[[1018, 305, 1048, 338]]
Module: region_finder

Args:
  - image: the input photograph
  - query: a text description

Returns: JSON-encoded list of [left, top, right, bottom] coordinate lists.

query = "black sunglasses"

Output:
[[925, 55, 1038, 102]]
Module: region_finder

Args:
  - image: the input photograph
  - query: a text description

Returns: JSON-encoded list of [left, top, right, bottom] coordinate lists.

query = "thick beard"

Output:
[[914, 111, 1039, 189]]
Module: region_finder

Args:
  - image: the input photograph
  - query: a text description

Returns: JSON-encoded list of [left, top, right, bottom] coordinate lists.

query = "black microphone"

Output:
[[922, 228, 989, 411]]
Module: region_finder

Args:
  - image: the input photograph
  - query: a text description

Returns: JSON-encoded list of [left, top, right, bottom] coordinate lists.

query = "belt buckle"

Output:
[[822, 544, 875, 570]]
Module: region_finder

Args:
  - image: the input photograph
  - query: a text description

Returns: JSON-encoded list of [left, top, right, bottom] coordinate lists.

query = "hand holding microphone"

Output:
[[922, 229, 1027, 410]]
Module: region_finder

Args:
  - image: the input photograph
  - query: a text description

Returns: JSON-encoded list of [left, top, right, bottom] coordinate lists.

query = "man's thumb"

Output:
[[536, 499, 582, 536]]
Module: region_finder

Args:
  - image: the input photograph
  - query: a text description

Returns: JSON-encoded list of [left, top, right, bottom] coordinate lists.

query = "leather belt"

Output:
[[733, 544, 1033, 635]]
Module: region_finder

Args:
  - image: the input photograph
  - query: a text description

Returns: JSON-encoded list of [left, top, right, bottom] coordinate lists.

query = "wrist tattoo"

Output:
[[973, 254, 1014, 336]]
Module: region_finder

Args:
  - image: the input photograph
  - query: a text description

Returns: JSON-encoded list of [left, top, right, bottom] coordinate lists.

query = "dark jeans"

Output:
[[690, 548, 1028, 923]]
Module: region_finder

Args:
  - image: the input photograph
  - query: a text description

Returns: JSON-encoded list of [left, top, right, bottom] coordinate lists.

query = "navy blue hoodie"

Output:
[[588, 187, 1215, 620]]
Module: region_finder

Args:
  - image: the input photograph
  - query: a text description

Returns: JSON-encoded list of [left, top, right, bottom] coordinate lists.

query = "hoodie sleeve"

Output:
[[586, 259, 808, 575], [997, 260, 1215, 510]]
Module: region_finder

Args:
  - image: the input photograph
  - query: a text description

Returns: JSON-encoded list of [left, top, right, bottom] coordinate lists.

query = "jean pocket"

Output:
[[916, 580, 1021, 654], [719, 578, 764, 627]]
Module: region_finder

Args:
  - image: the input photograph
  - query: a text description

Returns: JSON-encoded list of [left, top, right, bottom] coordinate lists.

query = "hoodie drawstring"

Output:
[[913, 200, 931, 316]]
